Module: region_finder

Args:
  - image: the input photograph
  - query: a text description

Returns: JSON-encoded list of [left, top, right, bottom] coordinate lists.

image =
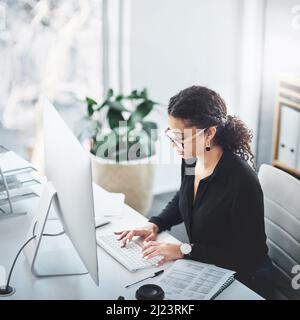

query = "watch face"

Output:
[[181, 243, 192, 255]]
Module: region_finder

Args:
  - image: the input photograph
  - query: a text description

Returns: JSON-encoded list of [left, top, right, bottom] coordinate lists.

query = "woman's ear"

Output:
[[205, 126, 217, 142]]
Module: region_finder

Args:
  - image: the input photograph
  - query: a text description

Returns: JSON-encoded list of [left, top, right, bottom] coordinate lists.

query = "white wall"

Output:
[[237, 0, 266, 152], [257, 0, 300, 166], [129, 0, 261, 194]]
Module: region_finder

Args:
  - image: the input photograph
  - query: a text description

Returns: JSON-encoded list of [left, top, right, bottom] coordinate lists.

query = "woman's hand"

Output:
[[114, 223, 159, 247], [142, 241, 184, 266]]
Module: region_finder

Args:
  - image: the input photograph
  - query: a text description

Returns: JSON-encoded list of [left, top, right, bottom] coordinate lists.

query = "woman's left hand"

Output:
[[142, 241, 184, 266]]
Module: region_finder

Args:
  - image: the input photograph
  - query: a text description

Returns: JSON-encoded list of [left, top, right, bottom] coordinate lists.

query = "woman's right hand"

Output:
[[114, 223, 159, 247]]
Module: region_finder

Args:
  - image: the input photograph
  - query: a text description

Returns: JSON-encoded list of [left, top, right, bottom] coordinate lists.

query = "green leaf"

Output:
[[127, 90, 139, 100], [96, 100, 107, 110], [141, 121, 158, 140], [149, 99, 158, 105], [86, 97, 98, 116], [106, 100, 128, 112], [107, 108, 125, 129], [96, 97, 127, 113], [127, 101, 154, 128], [136, 100, 154, 117], [140, 88, 148, 99], [116, 94, 124, 101], [106, 88, 114, 99]]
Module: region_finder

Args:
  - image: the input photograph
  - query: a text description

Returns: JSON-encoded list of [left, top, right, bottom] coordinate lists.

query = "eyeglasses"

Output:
[[164, 127, 206, 151]]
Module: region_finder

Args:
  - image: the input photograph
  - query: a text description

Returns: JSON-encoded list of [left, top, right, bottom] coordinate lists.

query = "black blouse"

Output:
[[149, 150, 270, 278]]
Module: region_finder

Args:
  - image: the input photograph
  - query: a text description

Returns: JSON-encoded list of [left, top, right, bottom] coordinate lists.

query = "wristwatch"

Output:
[[180, 243, 193, 257]]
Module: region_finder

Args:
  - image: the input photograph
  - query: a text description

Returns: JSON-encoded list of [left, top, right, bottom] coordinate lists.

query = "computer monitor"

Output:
[[24, 96, 99, 285]]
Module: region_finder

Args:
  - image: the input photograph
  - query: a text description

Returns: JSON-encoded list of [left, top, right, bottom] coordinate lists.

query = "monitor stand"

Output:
[[24, 181, 88, 278]]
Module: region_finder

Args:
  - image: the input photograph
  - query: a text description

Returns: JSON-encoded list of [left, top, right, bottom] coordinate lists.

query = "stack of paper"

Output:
[[154, 259, 235, 300]]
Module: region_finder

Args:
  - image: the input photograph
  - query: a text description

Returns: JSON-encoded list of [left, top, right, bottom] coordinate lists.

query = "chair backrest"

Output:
[[258, 164, 300, 299]]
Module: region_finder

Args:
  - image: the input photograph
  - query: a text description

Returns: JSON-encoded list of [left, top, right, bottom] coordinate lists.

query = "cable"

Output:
[[4, 235, 36, 291], [43, 231, 66, 237], [1, 222, 66, 295], [3, 218, 99, 295], [32, 221, 65, 238], [31, 218, 104, 237]]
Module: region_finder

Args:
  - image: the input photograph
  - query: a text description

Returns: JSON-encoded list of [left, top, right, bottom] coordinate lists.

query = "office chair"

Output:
[[259, 164, 300, 300]]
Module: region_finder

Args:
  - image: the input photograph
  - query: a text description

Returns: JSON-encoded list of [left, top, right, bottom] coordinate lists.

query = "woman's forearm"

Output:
[[148, 191, 183, 232]]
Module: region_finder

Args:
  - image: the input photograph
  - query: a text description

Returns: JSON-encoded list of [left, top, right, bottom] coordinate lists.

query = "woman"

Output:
[[115, 86, 274, 299]]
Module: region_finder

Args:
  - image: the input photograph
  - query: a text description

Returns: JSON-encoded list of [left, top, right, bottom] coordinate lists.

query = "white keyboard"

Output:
[[97, 234, 163, 272]]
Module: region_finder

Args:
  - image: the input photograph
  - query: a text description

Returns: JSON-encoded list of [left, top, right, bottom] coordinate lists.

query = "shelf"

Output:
[[0, 172, 41, 192], [0, 146, 40, 215], [272, 160, 300, 179], [0, 191, 39, 207], [272, 76, 300, 179]]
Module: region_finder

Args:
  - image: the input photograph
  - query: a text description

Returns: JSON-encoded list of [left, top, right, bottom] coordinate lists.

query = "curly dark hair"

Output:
[[168, 86, 255, 168]]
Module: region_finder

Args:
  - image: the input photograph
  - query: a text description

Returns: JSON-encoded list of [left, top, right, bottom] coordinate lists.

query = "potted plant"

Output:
[[76, 88, 160, 214]]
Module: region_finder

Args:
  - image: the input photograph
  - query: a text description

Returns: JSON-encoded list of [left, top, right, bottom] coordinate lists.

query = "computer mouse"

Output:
[[135, 284, 165, 300]]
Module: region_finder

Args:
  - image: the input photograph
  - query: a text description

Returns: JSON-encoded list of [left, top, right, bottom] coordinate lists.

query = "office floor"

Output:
[[146, 191, 189, 243]]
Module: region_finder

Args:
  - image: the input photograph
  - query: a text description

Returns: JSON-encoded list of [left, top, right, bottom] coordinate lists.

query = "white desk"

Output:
[[0, 183, 263, 300]]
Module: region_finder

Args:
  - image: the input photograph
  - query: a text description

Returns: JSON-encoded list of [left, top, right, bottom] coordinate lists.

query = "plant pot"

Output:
[[90, 153, 157, 215]]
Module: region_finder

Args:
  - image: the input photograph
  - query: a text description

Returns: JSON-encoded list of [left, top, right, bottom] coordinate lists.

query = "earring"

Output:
[[205, 144, 211, 151]]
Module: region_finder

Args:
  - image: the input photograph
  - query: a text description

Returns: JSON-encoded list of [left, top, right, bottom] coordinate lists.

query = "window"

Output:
[[0, 0, 104, 153]]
